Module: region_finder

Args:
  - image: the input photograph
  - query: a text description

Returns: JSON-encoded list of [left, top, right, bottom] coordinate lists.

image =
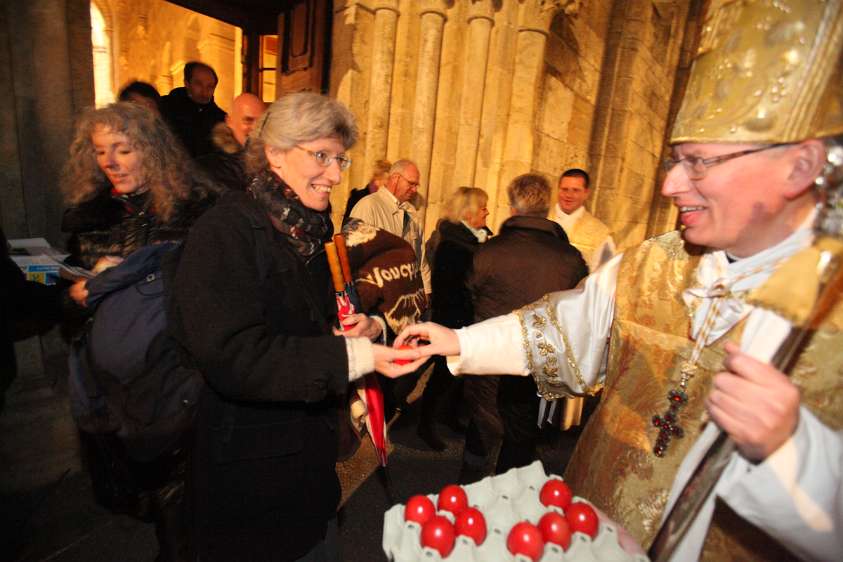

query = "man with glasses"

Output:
[[350, 159, 431, 296], [398, 2, 843, 560]]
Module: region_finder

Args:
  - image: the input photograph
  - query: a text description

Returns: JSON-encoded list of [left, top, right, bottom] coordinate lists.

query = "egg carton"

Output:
[[383, 460, 649, 562]]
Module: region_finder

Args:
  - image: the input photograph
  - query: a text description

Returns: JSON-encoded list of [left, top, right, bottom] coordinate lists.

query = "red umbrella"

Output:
[[326, 239, 388, 466]]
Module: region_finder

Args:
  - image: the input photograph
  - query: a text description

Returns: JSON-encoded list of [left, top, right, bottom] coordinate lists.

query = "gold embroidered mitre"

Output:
[[671, 0, 843, 144]]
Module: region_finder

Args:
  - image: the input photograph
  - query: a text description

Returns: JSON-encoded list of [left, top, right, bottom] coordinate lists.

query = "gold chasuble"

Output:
[[567, 211, 612, 269], [561, 231, 843, 560]]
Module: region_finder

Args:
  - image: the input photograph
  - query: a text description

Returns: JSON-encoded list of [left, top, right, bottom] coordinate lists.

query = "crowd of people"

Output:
[[6, 3, 843, 560]]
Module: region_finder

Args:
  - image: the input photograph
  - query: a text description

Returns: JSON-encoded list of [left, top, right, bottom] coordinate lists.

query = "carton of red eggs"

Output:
[[382, 460, 649, 562]]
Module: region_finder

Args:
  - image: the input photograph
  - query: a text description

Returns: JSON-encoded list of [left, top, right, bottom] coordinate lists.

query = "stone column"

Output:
[[411, 0, 449, 230], [363, 0, 399, 176], [451, 0, 495, 188], [494, 0, 560, 224]]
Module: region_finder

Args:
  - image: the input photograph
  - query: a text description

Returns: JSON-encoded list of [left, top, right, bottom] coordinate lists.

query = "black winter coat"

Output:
[[170, 191, 349, 561], [62, 188, 214, 270], [470, 215, 587, 322], [160, 87, 226, 157], [195, 123, 249, 192], [429, 220, 488, 329]]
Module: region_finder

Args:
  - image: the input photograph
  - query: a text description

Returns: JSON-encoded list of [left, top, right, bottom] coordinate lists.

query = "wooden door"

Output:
[[276, 0, 330, 95]]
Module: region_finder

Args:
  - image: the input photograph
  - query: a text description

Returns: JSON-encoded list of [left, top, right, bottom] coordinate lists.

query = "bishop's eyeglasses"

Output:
[[662, 144, 787, 180]]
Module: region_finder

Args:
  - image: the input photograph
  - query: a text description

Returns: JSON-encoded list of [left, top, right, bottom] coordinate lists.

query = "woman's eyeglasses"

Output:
[[296, 145, 352, 171]]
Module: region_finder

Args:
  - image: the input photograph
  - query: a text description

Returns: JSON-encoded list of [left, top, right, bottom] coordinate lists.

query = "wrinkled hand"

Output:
[[706, 341, 801, 462], [394, 322, 460, 357], [372, 344, 425, 378], [593, 507, 645, 556], [69, 279, 89, 307], [92, 255, 123, 274], [333, 314, 383, 340]]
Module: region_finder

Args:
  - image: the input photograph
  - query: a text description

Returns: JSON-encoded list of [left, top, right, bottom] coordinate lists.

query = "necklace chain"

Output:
[[651, 257, 786, 457]]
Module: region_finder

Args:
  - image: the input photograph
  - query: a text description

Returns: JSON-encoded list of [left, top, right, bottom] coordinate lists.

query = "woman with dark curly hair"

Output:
[[62, 102, 218, 292], [61, 102, 218, 562], [171, 92, 421, 561]]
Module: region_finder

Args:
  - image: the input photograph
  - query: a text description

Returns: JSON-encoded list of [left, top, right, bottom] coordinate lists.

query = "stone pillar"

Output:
[[1, 0, 94, 244], [411, 0, 449, 230], [330, 0, 378, 227], [494, 0, 559, 225], [363, 0, 399, 176], [451, 0, 495, 188], [588, 0, 692, 248]]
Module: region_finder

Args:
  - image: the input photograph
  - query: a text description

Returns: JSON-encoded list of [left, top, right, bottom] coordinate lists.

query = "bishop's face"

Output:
[[661, 142, 807, 258]]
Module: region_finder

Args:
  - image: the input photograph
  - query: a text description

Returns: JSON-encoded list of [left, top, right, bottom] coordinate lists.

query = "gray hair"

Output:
[[443, 186, 488, 223], [245, 92, 358, 176], [389, 159, 417, 176], [507, 173, 551, 216]]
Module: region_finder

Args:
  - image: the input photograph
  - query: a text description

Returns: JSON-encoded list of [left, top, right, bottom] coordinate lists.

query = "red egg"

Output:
[[539, 478, 573, 510], [454, 507, 487, 545], [421, 515, 456, 557], [506, 521, 545, 561], [566, 501, 599, 538], [437, 484, 468, 515], [538, 511, 571, 550], [393, 344, 414, 366], [404, 494, 435, 525]]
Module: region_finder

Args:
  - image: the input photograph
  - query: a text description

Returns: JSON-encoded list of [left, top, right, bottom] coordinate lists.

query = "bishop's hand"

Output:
[[394, 321, 460, 358], [706, 341, 801, 462]]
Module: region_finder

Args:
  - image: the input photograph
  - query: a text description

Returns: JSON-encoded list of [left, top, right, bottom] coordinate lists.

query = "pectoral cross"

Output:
[[652, 389, 688, 457]]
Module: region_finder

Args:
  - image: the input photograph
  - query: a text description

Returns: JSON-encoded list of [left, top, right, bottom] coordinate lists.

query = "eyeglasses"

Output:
[[662, 143, 787, 180], [396, 173, 420, 189], [296, 145, 352, 171]]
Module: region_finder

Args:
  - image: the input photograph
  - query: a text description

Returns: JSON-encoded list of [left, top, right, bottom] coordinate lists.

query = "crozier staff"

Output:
[[171, 92, 422, 561], [397, 2, 843, 560]]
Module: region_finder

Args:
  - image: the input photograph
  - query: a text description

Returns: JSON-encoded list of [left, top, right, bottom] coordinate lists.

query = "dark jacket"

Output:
[[470, 215, 587, 321], [170, 191, 349, 560], [195, 123, 249, 191], [160, 87, 226, 157], [429, 220, 488, 329], [62, 187, 215, 270], [342, 185, 373, 225]]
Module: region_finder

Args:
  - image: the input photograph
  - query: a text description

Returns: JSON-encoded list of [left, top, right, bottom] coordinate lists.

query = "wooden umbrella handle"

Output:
[[324, 242, 345, 292], [333, 234, 353, 284]]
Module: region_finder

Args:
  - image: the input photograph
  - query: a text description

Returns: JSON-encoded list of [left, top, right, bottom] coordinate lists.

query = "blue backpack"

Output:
[[68, 242, 202, 461], [68, 204, 276, 461]]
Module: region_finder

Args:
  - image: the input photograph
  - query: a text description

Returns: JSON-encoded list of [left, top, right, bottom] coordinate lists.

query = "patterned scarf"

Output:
[[248, 169, 333, 258]]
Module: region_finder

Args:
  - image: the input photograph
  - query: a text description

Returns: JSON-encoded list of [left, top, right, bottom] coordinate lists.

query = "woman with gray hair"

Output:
[[171, 92, 421, 561], [417, 186, 491, 451]]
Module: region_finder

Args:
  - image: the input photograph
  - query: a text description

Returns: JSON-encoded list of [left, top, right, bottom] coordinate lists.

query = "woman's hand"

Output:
[[706, 341, 801, 462], [372, 344, 426, 378], [69, 279, 89, 307], [394, 322, 460, 357], [92, 255, 124, 274], [333, 313, 383, 340]]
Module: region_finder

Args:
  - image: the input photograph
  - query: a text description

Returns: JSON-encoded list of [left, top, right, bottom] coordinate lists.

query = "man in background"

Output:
[[550, 168, 615, 272], [161, 61, 226, 158], [197, 93, 266, 191], [350, 159, 431, 296], [459, 174, 587, 482]]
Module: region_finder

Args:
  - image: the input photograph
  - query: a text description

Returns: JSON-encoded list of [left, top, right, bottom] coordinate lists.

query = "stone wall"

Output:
[[330, 0, 699, 248], [92, 0, 240, 112]]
